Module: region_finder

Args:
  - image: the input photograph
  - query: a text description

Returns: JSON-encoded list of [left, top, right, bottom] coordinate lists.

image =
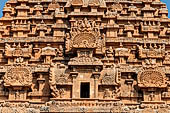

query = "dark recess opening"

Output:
[[80, 82, 90, 98]]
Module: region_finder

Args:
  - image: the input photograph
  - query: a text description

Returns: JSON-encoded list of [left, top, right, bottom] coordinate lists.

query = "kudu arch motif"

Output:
[[0, 0, 169, 112]]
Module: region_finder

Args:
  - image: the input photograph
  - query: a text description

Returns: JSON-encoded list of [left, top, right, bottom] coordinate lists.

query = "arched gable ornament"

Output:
[[72, 33, 97, 48], [66, 18, 105, 53], [137, 67, 167, 88]]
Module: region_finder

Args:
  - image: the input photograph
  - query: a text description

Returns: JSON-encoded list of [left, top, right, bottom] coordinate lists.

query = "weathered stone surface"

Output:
[[0, 0, 170, 112]]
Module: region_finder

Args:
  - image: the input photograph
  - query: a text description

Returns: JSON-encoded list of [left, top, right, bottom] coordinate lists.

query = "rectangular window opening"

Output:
[[80, 82, 90, 98]]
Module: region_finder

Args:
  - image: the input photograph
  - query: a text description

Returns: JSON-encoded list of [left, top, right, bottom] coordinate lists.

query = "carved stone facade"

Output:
[[0, 0, 170, 112]]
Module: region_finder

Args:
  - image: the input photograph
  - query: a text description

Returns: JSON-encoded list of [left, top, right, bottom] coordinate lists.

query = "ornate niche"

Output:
[[4, 65, 32, 101], [138, 43, 165, 59], [137, 67, 167, 103], [49, 63, 71, 99], [66, 18, 105, 54]]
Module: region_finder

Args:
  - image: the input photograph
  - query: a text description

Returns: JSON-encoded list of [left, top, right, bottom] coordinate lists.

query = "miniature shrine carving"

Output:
[[0, 0, 169, 112]]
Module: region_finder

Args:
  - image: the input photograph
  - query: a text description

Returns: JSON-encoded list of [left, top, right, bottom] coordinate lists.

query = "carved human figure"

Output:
[[16, 57, 24, 63], [103, 88, 111, 99], [84, 18, 91, 31], [163, 52, 170, 64], [128, 50, 136, 61], [37, 74, 45, 94], [106, 46, 114, 58], [59, 88, 65, 98], [148, 92, 155, 101], [15, 90, 20, 100], [57, 45, 63, 57]]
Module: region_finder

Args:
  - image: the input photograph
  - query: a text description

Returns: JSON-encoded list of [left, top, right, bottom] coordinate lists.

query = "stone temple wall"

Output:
[[0, 0, 170, 112]]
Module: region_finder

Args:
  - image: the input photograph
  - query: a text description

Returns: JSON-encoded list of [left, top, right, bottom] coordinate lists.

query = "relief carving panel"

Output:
[[4, 65, 32, 87], [137, 68, 166, 88]]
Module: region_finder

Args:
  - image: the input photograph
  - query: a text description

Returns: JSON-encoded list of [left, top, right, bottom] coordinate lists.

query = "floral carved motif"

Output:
[[137, 68, 167, 88], [4, 66, 32, 87]]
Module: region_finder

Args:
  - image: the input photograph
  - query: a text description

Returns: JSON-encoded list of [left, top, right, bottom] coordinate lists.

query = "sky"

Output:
[[0, 0, 169, 18]]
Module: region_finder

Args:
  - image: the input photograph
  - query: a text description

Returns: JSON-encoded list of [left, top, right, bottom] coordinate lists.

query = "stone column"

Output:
[[71, 72, 78, 99], [93, 72, 100, 99]]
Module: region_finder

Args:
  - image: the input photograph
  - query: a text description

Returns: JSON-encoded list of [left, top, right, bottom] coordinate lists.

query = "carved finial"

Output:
[[47, 44, 51, 47], [12, 43, 16, 48], [17, 43, 21, 48], [120, 42, 123, 47], [41, 20, 45, 24], [154, 43, 157, 49], [144, 43, 147, 49]]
